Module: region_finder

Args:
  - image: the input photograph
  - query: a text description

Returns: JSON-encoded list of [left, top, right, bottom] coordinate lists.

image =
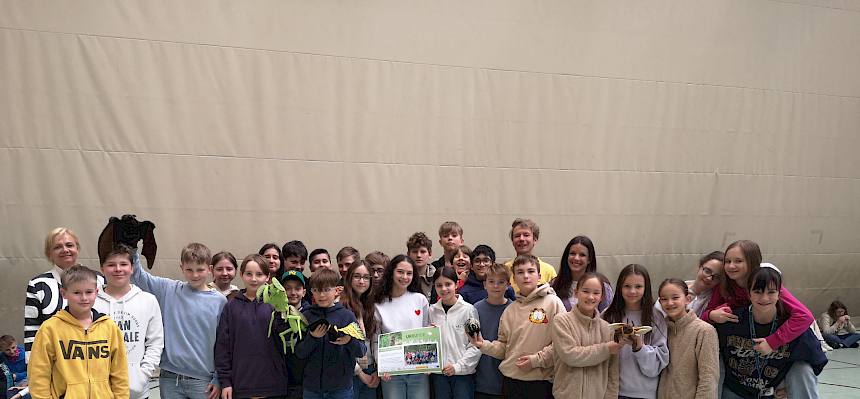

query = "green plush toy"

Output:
[[257, 278, 307, 353]]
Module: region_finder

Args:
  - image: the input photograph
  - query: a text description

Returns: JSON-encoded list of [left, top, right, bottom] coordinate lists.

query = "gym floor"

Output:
[[820, 347, 860, 398]]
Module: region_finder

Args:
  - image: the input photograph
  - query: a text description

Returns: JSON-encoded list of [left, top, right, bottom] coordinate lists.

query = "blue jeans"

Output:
[[824, 333, 860, 348], [353, 366, 378, 399], [784, 361, 819, 399], [6, 386, 31, 399], [159, 370, 211, 399], [721, 361, 818, 399], [720, 387, 746, 399], [431, 374, 475, 399], [381, 374, 429, 399], [304, 386, 353, 399]]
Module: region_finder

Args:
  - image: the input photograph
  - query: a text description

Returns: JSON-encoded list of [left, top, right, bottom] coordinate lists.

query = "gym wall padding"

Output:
[[2, 1, 859, 337]]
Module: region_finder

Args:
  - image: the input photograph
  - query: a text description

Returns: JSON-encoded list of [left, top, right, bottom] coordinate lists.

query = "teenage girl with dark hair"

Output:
[[374, 255, 430, 399], [602, 264, 668, 399], [551, 236, 613, 312]]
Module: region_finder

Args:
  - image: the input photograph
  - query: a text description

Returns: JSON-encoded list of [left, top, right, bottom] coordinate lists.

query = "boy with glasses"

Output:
[[296, 268, 366, 399], [459, 245, 516, 305]]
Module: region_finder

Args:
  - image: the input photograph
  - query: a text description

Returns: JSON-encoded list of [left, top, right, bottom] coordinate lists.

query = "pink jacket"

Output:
[[702, 286, 813, 349]]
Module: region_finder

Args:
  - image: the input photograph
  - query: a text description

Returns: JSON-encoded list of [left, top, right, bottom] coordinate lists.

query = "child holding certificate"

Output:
[[374, 255, 431, 399], [429, 267, 481, 399]]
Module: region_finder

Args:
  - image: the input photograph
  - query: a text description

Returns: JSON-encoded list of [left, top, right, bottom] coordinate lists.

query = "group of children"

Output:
[[15, 220, 845, 399]]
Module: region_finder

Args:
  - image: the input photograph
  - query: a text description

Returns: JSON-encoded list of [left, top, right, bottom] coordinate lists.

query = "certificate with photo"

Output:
[[377, 326, 443, 375]]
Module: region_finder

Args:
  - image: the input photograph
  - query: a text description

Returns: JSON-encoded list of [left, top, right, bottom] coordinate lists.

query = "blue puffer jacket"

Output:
[[459, 271, 516, 305], [296, 303, 366, 393], [0, 344, 26, 384]]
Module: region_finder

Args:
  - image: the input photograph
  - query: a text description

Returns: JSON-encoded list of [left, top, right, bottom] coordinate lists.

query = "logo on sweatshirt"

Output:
[[112, 311, 142, 347], [528, 308, 548, 324], [59, 339, 110, 360], [415, 309, 421, 316]]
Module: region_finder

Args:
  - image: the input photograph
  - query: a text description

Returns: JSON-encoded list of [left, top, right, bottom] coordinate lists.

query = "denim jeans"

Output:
[[381, 374, 429, 399], [720, 387, 747, 399], [353, 366, 378, 399], [6, 386, 31, 399], [159, 370, 211, 399], [823, 333, 860, 348], [721, 361, 818, 399], [304, 386, 354, 399], [431, 374, 475, 399], [784, 361, 819, 399]]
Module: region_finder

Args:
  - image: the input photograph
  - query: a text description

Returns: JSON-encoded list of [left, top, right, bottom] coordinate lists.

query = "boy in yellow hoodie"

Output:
[[28, 265, 129, 399]]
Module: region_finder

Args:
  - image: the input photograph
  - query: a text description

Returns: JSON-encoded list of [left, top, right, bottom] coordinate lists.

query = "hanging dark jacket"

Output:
[[296, 303, 366, 393]]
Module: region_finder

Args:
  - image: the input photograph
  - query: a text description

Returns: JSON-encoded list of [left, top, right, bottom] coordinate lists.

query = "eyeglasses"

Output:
[[701, 266, 722, 280], [473, 258, 492, 266], [311, 287, 336, 294], [352, 274, 371, 282]]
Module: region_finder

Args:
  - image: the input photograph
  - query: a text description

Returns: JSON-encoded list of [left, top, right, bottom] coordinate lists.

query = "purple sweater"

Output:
[[215, 291, 289, 398]]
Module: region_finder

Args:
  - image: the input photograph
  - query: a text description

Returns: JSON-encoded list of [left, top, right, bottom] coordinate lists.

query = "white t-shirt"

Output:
[[374, 291, 430, 333]]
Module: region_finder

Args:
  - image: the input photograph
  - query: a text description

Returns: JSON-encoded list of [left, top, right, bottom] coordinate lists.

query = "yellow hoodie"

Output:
[[28, 309, 129, 399]]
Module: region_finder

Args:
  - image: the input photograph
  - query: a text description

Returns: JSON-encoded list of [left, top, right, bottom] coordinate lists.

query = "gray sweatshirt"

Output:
[[615, 308, 670, 399]]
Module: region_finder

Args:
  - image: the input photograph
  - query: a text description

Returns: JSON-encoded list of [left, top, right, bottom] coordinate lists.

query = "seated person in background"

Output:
[[819, 300, 860, 349], [0, 336, 26, 389]]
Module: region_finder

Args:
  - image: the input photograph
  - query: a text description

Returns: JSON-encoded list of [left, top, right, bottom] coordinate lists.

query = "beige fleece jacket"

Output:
[[551, 307, 619, 399], [480, 284, 565, 381], [657, 310, 719, 399]]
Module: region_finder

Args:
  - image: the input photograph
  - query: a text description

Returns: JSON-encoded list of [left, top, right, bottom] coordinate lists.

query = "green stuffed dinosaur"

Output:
[[257, 278, 307, 353]]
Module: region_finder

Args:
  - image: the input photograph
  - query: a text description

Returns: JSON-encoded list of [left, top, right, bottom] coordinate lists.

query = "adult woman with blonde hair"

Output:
[[23, 227, 104, 361]]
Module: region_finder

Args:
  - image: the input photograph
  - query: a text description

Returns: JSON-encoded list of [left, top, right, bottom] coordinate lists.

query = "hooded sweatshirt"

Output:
[[296, 303, 366, 393], [215, 291, 290, 398], [657, 310, 719, 399], [28, 308, 129, 399], [480, 284, 565, 381], [95, 285, 164, 399], [428, 295, 481, 375], [24, 266, 105, 362], [550, 307, 619, 399]]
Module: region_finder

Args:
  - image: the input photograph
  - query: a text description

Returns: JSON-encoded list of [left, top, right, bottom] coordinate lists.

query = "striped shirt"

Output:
[[23, 265, 104, 362]]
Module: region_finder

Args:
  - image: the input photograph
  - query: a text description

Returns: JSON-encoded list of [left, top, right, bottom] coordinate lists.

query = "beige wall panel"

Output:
[[2, 2, 859, 337], [2, 1, 860, 97], [5, 31, 859, 179]]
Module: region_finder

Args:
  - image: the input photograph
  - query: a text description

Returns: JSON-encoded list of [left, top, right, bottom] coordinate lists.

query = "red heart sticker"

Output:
[[415, 309, 421, 316]]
